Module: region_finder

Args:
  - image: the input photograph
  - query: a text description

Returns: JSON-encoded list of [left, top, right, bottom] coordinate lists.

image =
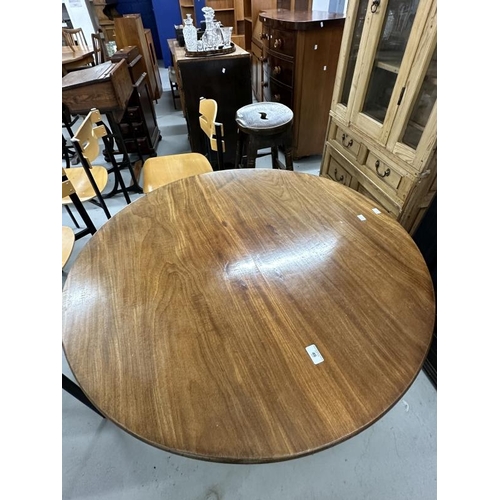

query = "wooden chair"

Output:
[[66, 109, 113, 219], [62, 27, 94, 71], [91, 30, 109, 65], [62, 27, 89, 48], [62, 169, 97, 269], [68, 108, 135, 212], [142, 153, 213, 193], [199, 97, 225, 170]]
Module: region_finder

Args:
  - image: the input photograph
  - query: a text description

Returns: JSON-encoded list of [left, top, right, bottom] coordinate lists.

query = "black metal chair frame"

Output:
[[70, 111, 142, 219], [202, 121, 225, 171], [62, 170, 97, 240]]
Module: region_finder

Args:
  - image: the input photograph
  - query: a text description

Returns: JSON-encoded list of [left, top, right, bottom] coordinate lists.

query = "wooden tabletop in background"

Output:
[[62, 45, 94, 65], [62, 169, 435, 463]]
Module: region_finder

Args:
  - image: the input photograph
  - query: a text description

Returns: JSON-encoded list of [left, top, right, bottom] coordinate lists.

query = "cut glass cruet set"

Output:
[[182, 6, 233, 53]]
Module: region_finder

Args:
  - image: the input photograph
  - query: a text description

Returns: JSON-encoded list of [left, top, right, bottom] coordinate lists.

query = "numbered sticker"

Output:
[[306, 344, 324, 365]]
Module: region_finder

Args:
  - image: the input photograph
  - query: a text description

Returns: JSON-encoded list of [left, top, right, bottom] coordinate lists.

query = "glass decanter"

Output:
[[183, 13, 198, 52], [201, 7, 223, 51]]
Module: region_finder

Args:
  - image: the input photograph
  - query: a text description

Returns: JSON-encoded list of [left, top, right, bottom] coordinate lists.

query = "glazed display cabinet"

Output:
[[319, 0, 436, 235]]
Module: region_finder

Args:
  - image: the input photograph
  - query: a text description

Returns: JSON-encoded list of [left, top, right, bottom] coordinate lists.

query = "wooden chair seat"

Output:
[[62, 166, 108, 204], [62, 226, 76, 268], [142, 153, 213, 193]]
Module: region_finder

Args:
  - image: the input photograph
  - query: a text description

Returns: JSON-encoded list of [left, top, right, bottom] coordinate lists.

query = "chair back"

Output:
[[71, 108, 107, 164], [199, 98, 225, 152], [62, 27, 89, 48], [92, 31, 109, 65], [199, 97, 225, 170]]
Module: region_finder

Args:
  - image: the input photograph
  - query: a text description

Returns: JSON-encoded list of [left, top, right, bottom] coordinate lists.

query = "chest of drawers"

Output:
[[259, 9, 345, 159]]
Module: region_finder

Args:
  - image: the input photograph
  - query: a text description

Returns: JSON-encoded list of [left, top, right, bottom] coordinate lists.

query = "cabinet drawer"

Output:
[[321, 143, 401, 218], [268, 79, 293, 109], [334, 126, 361, 159], [267, 53, 294, 88], [125, 106, 142, 123], [268, 28, 296, 58], [365, 152, 402, 191], [321, 144, 353, 187], [356, 184, 393, 217]]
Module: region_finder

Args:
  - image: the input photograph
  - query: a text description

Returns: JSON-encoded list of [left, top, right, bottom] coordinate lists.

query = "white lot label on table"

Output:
[[305, 344, 324, 365]]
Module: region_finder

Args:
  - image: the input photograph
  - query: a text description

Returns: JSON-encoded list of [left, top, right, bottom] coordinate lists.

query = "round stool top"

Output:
[[236, 102, 293, 135]]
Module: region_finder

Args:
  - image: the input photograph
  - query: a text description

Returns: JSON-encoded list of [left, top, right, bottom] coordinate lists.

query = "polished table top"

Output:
[[62, 45, 94, 65], [62, 169, 435, 463]]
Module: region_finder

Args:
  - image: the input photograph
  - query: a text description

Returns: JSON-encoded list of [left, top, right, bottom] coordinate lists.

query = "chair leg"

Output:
[[214, 123, 224, 170], [235, 130, 245, 169], [62, 374, 105, 418], [271, 145, 280, 170], [64, 204, 80, 228]]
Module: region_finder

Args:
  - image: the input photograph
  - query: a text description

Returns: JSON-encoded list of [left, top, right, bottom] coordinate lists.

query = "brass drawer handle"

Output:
[[375, 160, 390, 177], [341, 133, 353, 148], [273, 65, 282, 75], [274, 38, 282, 49], [274, 93, 281, 102], [334, 168, 344, 182]]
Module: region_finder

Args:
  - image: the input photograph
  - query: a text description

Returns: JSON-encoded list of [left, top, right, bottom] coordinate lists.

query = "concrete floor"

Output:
[[62, 65, 437, 500]]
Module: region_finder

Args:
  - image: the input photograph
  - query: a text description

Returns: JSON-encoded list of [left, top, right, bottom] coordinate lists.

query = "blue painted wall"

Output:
[[115, 0, 209, 67], [150, 0, 184, 67], [116, 1, 163, 61]]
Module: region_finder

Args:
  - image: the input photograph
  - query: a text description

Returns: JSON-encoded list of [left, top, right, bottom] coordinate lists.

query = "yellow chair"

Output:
[[199, 97, 225, 170], [62, 170, 97, 269], [142, 153, 213, 193], [62, 226, 75, 269], [66, 109, 112, 219], [71, 108, 137, 209]]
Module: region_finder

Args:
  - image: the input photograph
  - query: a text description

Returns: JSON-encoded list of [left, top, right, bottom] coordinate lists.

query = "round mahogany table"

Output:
[[62, 169, 435, 463]]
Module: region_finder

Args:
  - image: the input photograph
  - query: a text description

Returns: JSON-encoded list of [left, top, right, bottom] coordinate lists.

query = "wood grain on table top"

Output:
[[62, 169, 435, 463]]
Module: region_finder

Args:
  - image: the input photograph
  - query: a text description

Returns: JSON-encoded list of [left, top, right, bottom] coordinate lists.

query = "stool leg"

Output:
[[284, 131, 294, 171], [271, 146, 280, 170], [246, 137, 258, 169], [284, 147, 294, 171], [235, 130, 244, 169]]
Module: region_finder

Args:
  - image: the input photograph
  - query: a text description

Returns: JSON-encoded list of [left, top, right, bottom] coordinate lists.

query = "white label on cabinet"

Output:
[[372, 208, 382, 214], [357, 214, 366, 221], [323, 66, 327, 71], [306, 344, 324, 365], [320, 22, 324, 28], [222, 68, 226, 73], [314, 44, 318, 50]]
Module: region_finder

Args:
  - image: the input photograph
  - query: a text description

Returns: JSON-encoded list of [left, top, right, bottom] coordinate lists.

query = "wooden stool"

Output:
[[142, 153, 213, 193], [234, 102, 294, 170]]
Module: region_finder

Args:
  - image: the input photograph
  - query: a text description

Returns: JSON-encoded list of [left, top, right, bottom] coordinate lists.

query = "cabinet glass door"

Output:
[[340, 0, 369, 106], [361, 0, 420, 124], [401, 46, 436, 148]]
